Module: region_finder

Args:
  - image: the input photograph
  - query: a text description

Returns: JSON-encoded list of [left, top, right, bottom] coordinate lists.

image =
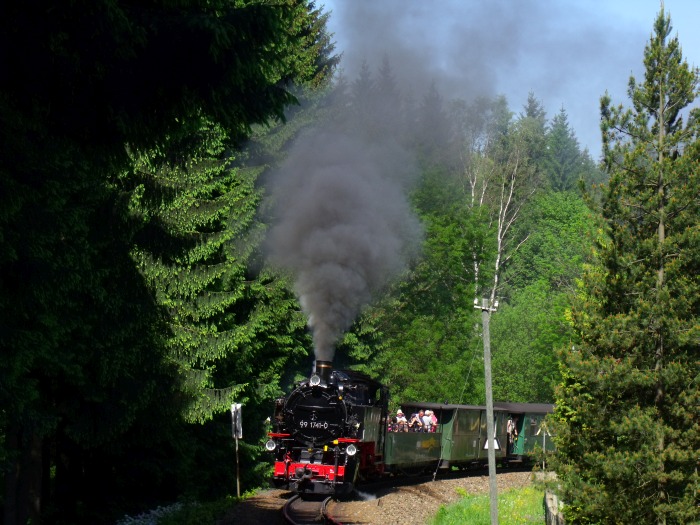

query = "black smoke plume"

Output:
[[266, 129, 422, 363]]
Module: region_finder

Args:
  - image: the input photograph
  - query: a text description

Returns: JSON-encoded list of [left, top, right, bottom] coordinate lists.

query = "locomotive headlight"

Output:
[[309, 374, 321, 386], [265, 439, 277, 451], [345, 444, 357, 456]]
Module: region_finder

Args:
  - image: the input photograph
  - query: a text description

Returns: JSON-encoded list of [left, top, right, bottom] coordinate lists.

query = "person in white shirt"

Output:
[[395, 409, 408, 432], [422, 410, 433, 432]]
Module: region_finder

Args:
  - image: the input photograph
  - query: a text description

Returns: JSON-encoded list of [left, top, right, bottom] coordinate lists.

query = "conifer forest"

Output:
[[0, 2, 697, 524]]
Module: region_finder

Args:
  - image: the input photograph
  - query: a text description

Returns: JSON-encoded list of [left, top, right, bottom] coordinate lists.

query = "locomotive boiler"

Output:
[[266, 361, 388, 495]]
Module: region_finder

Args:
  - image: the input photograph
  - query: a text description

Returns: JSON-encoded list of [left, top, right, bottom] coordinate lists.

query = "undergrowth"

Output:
[[430, 485, 544, 525]]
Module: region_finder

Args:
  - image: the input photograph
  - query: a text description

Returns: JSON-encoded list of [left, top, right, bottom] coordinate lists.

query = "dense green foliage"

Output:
[[0, 1, 334, 523], [5, 1, 695, 524], [125, 120, 309, 423], [491, 191, 597, 402], [336, 62, 598, 407], [550, 10, 700, 523]]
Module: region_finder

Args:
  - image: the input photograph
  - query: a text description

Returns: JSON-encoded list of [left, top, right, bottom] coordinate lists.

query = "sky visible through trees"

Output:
[[324, 0, 700, 155]]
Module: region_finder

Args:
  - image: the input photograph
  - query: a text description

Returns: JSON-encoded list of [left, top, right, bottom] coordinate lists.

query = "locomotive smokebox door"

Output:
[[284, 366, 347, 447]]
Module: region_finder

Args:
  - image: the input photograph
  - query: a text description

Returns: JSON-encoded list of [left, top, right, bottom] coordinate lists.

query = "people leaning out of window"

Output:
[[408, 409, 424, 431], [394, 409, 408, 432], [390, 408, 440, 432]]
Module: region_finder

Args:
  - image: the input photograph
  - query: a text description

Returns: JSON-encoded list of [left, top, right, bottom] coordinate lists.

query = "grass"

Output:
[[430, 485, 544, 525], [157, 498, 235, 525]]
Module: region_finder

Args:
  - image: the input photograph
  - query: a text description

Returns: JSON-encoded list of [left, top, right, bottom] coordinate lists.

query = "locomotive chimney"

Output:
[[315, 360, 332, 385]]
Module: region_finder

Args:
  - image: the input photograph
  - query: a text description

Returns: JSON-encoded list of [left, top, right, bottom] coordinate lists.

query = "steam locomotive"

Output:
[[266, 361, 387, 495], [265, 360, 554, 496]]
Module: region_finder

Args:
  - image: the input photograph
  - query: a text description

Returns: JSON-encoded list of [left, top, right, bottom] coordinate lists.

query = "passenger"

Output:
[[422, 410, 433, 432], [507, 416, 517, 441], [429, 410, 438, 432], [395, 410, 408, 432], [408, 410, 424, 432], [507, 416, 518, 453]]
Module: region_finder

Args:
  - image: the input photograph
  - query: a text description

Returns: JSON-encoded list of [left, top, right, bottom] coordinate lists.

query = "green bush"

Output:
[[158, 496, 240, 525]]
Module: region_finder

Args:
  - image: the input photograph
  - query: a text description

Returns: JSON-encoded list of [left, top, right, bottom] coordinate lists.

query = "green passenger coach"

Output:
[[494, 402, 555, 458], [385, 402, 512, 472], [437, 404, 509, 468]]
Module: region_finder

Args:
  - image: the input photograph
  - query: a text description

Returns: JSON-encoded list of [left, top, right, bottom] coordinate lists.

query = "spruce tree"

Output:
[[374, 55, 403, 139], [127, 121, 263, 421], [550, 9, 700, 524], [522, 91, 548, 128], [545, 107, 582, 192], [349, 60, 376, 134], [0, 0, 336, 520], [517, 92, 548, 183]]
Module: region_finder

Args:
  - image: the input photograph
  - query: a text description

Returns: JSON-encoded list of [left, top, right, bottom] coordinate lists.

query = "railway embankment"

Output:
[[218, 470, 534, 525]]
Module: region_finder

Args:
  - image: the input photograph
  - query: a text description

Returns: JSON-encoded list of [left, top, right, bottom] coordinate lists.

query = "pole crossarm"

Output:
[[474, 297, 499, 312]]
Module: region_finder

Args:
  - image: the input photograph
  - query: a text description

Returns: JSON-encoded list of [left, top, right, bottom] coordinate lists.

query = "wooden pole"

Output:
[[475, 297, 498, 525]]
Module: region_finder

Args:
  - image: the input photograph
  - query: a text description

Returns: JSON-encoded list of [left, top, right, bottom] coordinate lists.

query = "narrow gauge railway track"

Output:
[[280, 466, 531, 525], [282, 495, 344, 525]]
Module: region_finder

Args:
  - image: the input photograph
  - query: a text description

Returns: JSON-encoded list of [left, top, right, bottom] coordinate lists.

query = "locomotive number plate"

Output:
[[299, 420, 329, 430]]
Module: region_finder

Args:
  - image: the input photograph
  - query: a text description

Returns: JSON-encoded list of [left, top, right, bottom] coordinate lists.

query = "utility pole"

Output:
[[475, 297, 499, 525]]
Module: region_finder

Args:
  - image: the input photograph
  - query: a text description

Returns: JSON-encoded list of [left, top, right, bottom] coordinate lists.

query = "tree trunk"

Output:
[[655, 56, 667, 525]]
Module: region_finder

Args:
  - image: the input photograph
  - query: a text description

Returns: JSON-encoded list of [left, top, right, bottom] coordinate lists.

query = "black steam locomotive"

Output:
[[266, 360, 388, 495], [266, 361, 554, 496]]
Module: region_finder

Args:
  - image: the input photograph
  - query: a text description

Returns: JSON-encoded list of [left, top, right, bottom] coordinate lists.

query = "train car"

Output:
[[386, 402, 511, 472], [266, 364, 556, 497], [431, 403, 507, 469], [494, 402, 555, 460], [383, 402, 444, 474], [265, 361, 388, 496]]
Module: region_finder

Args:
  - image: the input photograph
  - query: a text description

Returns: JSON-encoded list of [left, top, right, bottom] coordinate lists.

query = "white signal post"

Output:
[[231, 403, 243, 498], [475, 297, 499, 525]]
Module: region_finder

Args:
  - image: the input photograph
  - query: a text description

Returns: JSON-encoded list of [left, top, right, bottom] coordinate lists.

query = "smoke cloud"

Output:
[[264, 0, 665, 363], [265, 129, 422, 362], [326, 0, 649, 154]]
